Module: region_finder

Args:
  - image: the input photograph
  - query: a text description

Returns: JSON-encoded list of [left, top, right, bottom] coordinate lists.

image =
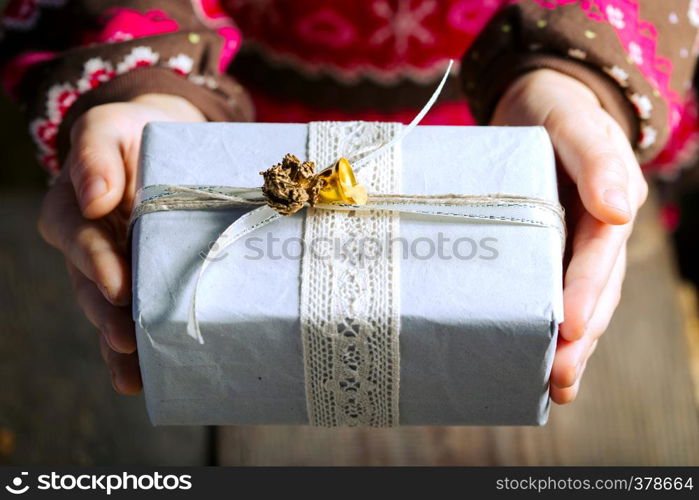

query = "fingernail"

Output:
[[603, 188, 631, 216], [79, 176, 107, 210]]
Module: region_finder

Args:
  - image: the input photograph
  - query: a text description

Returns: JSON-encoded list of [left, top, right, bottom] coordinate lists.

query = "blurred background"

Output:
[[1, 90, 699, 466]]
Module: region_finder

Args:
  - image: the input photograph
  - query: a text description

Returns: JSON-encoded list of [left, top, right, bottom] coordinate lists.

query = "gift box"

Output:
[[132, 121, 564, 426]]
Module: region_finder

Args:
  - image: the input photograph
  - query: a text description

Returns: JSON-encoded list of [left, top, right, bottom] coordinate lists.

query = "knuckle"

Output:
[[90, 102, 132, 129], [545, 107, 597, 142], [586, 151, 627, 183], [72, 226, 120, 295], [80, 104, 115, 125], [68, 223, 102, 269], [542, 106, 572, 138], [69, 142, 101, 180], [69, 105, 111, 143], [69, 105, 125, 176]]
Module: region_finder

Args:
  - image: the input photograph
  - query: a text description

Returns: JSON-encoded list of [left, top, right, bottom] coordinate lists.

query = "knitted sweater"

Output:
[[1, 0, 697, 176]]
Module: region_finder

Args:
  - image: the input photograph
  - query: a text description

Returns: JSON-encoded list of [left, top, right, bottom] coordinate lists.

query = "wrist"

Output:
[[509, 69, 600, 107], [493, 65, 637, 146], [130, 93, 206, 122], [493, 69, 601, 125]]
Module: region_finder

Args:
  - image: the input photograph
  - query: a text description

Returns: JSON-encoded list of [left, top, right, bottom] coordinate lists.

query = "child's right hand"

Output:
[[491, 70, 649, 405], [38, 94, 205, 394]]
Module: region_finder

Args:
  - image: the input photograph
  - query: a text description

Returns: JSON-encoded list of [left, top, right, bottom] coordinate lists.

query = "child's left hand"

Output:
[[491, 69, 649, 404]]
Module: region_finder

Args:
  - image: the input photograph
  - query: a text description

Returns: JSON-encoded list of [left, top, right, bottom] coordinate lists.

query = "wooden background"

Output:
[[1, 95, 698, 465], [218, 191, 699, 466]]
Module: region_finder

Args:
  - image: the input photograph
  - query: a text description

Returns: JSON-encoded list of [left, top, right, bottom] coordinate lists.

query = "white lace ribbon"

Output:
[[302, 121, 402, 427]]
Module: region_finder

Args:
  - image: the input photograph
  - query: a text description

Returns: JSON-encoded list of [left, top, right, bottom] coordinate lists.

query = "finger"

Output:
[[551, 334, 595, 389], [552, 346, 593, 404], [552, 248, 624, 389], [560, 212, 630, 342], [67, 263, 136, 354], [99, 336, 142, 395], [69, 108, 126, 219], [38, 180, 131, 305], [551, 326, 604, 389], [551, 377, 581, 405], [546, 108, 636, 225], [552, 351, 590, 405], [584, 246, 627, 337]]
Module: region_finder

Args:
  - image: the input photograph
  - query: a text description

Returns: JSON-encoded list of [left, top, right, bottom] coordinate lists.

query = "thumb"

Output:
[[68, 111, 127, 219], [548, 108, 635, 225]]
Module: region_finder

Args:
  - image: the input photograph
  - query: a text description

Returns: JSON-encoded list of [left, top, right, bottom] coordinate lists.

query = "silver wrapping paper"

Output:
[[132, 122, 563, 426]]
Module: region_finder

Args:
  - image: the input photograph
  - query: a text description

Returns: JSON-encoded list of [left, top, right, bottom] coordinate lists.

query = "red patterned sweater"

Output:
[[1, 0, 698, 178]]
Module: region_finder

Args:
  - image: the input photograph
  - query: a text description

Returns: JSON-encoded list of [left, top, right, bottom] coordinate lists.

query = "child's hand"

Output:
[[492, 69, 648, 404], [37, 94, 205, 394]]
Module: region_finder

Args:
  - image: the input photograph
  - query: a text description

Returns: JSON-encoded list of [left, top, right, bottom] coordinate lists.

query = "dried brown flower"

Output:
[[260, 154, 324, 216]]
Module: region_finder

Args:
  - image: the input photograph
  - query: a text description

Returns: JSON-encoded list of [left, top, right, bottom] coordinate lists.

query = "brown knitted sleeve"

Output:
[[460, 0, 699, 164], [0, 0, 253, 173]]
